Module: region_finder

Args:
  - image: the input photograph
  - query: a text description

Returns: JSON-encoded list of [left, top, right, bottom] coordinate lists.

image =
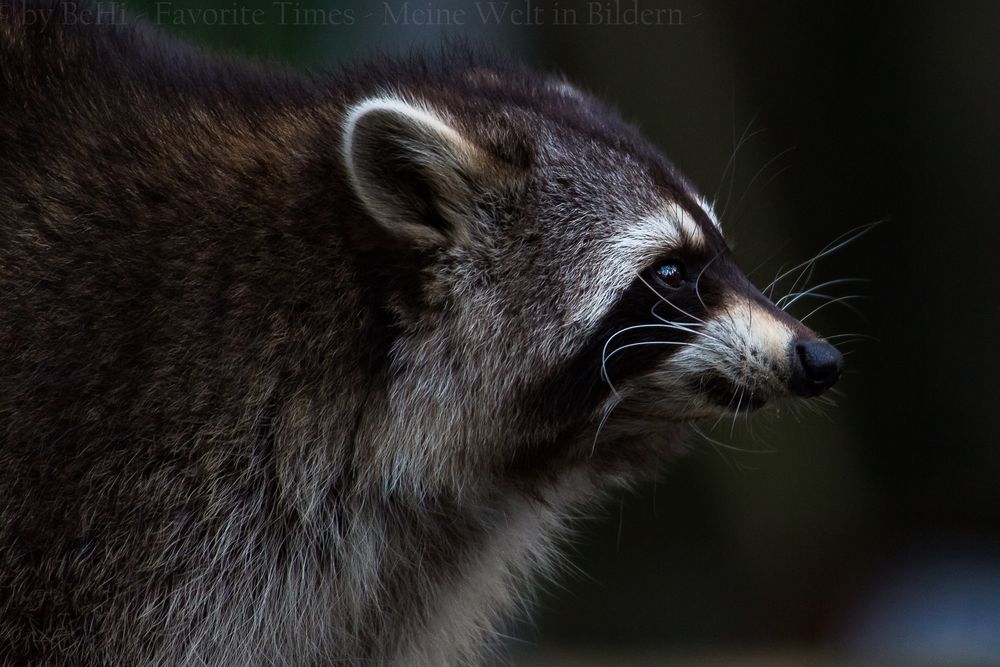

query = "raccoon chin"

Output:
[[699, 374, 771, 413]]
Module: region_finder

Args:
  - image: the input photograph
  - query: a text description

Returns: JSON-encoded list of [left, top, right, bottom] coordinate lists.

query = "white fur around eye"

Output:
[[572, 204, 708, 334]]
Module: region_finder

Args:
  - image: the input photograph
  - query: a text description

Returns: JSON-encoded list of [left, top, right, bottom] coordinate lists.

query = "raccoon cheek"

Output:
[[342, 97, 510, 248]]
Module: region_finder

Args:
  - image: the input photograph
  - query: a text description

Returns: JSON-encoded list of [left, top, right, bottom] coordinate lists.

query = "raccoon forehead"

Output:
[[695, 194, 721, 228]]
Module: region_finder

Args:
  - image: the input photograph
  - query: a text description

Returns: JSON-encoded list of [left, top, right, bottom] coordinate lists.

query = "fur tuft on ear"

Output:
[[342, 97, 493, 246]]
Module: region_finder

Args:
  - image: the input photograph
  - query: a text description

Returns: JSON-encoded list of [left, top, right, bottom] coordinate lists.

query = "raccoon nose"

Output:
[[788, 339, 843, 397]]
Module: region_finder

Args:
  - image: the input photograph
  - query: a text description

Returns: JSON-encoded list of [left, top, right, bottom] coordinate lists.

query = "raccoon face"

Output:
[[614, 238, 844, 419], [340, 80, 841, 473]]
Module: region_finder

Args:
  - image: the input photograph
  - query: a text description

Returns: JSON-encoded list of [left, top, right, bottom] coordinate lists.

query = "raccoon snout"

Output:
[[788, 339, 843, 397]]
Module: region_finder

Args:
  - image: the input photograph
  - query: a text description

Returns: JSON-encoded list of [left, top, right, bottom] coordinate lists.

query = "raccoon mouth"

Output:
[[700, 375, 770, 412]]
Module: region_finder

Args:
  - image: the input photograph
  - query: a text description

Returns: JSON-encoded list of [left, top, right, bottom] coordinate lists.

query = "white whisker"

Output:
[[800, 294, 868, 324], [728, 145, 796, 223], [590, 395, 622, 457], [603, 340, 711, 370], [762, 220, 881, 298], [715, 112, 763, 222], [637, 274, 708, 325], [777, 278, 870, 309]]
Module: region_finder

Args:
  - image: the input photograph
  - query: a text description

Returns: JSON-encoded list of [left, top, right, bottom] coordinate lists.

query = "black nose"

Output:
[[788, 339, 843, 397]]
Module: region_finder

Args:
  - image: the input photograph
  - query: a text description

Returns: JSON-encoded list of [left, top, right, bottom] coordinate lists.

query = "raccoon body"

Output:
[[0, 2, 843, 664]]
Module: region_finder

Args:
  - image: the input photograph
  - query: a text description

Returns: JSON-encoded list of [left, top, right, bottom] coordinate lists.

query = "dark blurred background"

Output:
[[118, 0, 1000, 663]]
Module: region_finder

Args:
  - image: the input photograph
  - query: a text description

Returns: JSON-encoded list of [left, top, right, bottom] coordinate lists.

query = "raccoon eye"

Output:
[[652, 261, 686, 289]]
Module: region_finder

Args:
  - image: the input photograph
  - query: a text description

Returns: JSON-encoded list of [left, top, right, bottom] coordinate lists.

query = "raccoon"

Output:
[[0, 1, 843, 665]]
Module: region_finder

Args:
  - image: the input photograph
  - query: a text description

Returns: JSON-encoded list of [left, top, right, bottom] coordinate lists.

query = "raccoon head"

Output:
[[338, 63, 842, 489]]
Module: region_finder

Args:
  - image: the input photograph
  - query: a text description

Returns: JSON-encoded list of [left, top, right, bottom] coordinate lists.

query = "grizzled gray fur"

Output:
[[0, 1, 842, 664]]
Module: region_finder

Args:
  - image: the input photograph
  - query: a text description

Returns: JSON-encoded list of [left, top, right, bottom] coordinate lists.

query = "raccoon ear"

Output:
[[342, 97, 492, 246]]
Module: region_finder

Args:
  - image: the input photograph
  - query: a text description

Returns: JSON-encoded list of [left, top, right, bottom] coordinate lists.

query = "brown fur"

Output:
[[0, 2, 836, 664]]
